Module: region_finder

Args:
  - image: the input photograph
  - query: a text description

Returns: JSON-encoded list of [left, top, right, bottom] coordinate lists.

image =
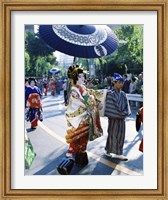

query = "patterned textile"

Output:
[[27, 93, 42, 108], [67, 134, 89, 154], [25, 86, 42, 128], [25, 138, 36, 169], [25, 86, 42, 102], [65, 85, 103, 153], [81, 88, 103, 141], [66, 120, 89, 143], [27, 93, 42, 127], [104, 89, 131, 119], [105, 118, 125, 155], [105, 88, 130, 155]]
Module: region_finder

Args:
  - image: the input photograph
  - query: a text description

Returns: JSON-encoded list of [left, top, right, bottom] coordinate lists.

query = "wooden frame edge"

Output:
[[1, 1, 167, 199]]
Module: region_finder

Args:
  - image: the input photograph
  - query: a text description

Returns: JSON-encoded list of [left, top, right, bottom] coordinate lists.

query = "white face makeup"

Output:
[[77, 73, 85, 84], [30, 81, 35, 87]]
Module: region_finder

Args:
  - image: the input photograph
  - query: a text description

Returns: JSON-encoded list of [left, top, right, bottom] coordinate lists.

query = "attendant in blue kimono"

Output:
[[104, 73, 131, 161], [25, 78, 43, 129]]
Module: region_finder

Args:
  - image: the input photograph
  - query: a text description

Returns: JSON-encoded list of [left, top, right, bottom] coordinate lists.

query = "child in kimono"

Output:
[[104, 73, 131, 161]]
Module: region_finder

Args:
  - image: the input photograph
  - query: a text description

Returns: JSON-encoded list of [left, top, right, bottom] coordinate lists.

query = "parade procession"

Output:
[[24, 24, 143, 176]]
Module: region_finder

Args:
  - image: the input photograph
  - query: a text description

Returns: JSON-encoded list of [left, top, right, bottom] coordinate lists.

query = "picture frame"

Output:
[[0, 0, 167, 199]]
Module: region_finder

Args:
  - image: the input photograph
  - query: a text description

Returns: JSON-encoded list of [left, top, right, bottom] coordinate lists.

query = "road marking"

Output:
[[87, 152, 141, 176], [39, 121, 66, 144], [39, 122, 141, 176]]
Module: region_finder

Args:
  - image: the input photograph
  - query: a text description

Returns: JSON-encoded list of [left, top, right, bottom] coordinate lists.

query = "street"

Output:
[[25, 91, 143, 176]]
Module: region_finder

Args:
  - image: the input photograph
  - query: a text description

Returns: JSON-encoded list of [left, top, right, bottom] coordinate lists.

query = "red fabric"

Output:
[[50, 80, 56, 91], [138, 107, 143, 152], [139, 107, 143, 123], [28, 93, 41, 108], [30, 109, 39, 127], [67, 135, 89, 154], [43, 83, 48, 96], [139, 138, 143, 152], [76, 85, 86, 96], [31, 117, 38, 127]]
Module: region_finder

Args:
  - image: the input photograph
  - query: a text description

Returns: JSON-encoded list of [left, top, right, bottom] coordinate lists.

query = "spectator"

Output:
[[122, 74, 130, 93], [56, 78, 62, 94], [49, 78, 56, 96], [136, 73, 143, 94], [43, 79, 48, 96], [86, 78, 94, 89], [129, 77, 137, 94], [126, 70, 132, 81]]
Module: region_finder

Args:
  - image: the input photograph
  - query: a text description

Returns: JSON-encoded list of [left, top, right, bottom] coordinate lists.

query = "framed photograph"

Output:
[[0, 0, 168, 199]]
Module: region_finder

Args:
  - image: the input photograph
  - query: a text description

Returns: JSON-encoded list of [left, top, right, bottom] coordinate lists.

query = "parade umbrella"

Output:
[[48, 68, 61, 75], [39, 25, 119, 58]]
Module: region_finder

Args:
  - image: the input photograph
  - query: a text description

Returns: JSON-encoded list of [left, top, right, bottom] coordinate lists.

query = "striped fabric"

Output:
[[104, 88, 131, 155], [104, 89, 131, 119], [105, 118, 125, 155]]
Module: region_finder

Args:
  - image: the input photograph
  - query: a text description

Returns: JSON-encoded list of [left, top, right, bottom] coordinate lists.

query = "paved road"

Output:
[[25, 91, 143, 176]]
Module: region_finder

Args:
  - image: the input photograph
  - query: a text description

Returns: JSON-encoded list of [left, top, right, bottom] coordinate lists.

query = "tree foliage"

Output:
[[25, 32, 55, 57], [25, 31, 56, 77], [25, 52, 30, 75], [104, 25, 143, 75], [77, 25, 143, 77]]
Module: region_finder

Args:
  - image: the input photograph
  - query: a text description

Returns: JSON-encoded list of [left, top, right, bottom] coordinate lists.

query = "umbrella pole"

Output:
[[73, 57, 76, 65]]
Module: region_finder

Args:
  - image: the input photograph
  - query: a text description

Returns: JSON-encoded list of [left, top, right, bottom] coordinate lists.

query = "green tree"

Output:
[[105, 25, 143, 75], [77, 58, 90, 71], [25, 31, 57, 77], [94, 58, 106, 76], [25, 52, 30, 75], [25, 31, 55, 57], [35, 56, 56, 77]]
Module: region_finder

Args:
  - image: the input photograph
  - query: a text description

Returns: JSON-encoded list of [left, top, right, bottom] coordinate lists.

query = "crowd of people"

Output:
[[25, 67, 143, 175], [35, 77, 66, 96], [99, 71, 143, 95]]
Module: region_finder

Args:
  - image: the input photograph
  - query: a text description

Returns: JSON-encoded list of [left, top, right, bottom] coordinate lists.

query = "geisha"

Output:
[[25, 78, 43, 129], [65, 65, 103, 165]]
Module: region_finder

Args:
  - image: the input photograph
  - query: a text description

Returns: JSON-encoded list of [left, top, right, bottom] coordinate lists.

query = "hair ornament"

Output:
[[68, 65, 80, 79]]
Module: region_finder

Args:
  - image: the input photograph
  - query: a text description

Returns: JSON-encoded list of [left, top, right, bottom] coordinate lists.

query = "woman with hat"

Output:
[[25, 77, 43, 129]]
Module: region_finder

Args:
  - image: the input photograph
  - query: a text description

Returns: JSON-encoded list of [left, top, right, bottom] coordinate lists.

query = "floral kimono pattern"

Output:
[[65, 85, 103, 154], [25, 86, 42, 128]]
